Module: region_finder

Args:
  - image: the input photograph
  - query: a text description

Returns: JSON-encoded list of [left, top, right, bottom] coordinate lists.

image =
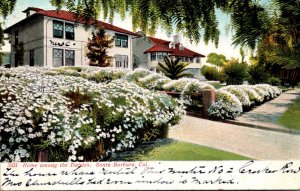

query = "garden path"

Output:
[[169, 115, 300, 160], [234, 88, 300, 133]]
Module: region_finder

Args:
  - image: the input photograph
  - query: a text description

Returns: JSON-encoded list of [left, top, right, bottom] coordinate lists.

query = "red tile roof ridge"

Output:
[[24, 7, 139, 36], [149, 36, 171, 44], [146, 36, 205, 57]]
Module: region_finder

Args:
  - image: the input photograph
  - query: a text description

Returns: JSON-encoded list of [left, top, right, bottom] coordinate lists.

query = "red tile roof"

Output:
[[144, 37, 205, 57], [5, 7, 139, 36]]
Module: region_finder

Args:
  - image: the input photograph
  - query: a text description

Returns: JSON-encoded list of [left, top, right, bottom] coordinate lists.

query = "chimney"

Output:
[[136, 31, 145, 37], [22, 7, 39, 17], [179, 43, 184, 50], [173, 34, 181, 44]]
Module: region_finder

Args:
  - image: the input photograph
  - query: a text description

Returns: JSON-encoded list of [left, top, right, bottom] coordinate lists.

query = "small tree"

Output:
[[158, 56, 191, 80], [222, 59, 249, 85], [86, 27, 114, 67], [201, 65, 220, 81]]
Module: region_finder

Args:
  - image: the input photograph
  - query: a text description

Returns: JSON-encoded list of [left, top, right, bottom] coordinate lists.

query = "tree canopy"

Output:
[[0, 0, 17, 65], [86, 27, 114, 67], [206, 53, 227, 67]]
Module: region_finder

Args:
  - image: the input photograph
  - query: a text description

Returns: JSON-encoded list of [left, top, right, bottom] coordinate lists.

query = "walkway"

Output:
[[169, 116, 300, 160], [234, 89, 300, 132]]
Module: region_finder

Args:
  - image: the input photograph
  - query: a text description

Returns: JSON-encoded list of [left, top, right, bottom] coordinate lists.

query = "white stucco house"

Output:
[[132, 32, 205, 78], [3, 7, 139, 69]]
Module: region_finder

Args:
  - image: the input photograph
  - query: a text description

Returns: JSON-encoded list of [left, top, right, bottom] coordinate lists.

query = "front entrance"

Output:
[[30, 50, 34, 66]]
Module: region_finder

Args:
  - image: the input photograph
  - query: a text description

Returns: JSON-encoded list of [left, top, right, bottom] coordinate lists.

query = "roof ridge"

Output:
[[20, 7, 139, 36], [149, 36, 171, 43]]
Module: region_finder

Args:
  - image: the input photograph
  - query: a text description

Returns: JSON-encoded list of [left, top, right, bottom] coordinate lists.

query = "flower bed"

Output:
[[47, 67, 216, 115], [47, 66, 128, 83], [0, 67, 185, 162], [208, 84, 282, 119]]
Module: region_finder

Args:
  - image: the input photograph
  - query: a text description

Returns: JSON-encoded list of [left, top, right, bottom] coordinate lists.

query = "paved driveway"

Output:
[[169, 115, 300, 160]]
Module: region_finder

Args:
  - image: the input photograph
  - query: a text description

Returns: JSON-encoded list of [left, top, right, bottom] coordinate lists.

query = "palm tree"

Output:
[[158, 56, 191, 80]]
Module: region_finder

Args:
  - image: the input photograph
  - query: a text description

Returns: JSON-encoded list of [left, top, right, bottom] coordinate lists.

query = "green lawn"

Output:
[[277, 96, 300, 130], [207, 81, 224, 89], [125, 141, 251, 161]]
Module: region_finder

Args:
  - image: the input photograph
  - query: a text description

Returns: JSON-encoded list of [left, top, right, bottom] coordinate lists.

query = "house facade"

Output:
[[132, 32, 205, 78], [3, 7, 138, 69]]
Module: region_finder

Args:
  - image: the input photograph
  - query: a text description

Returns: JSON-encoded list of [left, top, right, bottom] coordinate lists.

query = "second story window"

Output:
[[196, 57, 201, 63], [53, 21, 64, 38], [65, 23, 74, 40], [115, 33, 128, 48]]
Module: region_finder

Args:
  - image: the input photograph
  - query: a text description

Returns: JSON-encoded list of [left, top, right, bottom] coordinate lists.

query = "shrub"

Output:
[[221, 86, 251, 107], [208, 90, 243, 119], [248, 64, 270, 84], [254, 84, 281, 99], [239, 85, 264, 104], [163, 78, 215, 93], [268, 77, 281, 86], [209, 84, 282, 119], [222, 59, 249, 85], [201, 65, 220, 81], [0, 67, 185, 162], [125, 68, 152, 83], [138, 73, 171, 90], [158, 56, 191, 80]]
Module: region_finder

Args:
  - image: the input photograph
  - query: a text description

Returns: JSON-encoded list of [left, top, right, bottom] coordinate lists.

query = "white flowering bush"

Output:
[[254, 84, 281, 99], [239, 85, 264, 104], [208, 84, 282, 119], [0, 67, 185, 162], [163, 78, 215, 93], [221, 85, 251, 107], [48, 66, 127, 83], [125, 68, 152, 83], [137, 72, 171, 90], [208, 90, 243, 119]]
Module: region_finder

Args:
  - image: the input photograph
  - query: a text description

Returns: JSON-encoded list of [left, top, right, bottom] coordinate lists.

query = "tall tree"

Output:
[[86, 27, 114, 67], [254, 0, 300, 85], [158, 56, 191, 80]]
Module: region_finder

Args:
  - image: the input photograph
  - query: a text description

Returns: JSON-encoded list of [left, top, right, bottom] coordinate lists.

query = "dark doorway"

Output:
[[30, 50, 34, 66]]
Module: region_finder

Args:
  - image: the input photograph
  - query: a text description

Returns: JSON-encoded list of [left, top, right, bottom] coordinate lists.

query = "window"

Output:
[[115, 54, 128, 68], [157, 52, 164, 61], [115, 33, 128, 48], [196, 57, 201, 63], [162, 52, 168, 58], [30, 50, 34, 67], [53, 21, 64, 38], [14, 30, 19, 45], [189, 57, 194, 63], [65, 50, 75, 66], [151, 53, 156, 61], [65, 23, 74, 40], [53, 49, 63, 67]]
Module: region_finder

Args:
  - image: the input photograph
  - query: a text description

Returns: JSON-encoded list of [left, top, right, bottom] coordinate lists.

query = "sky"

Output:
[[2, 0, 245, 62]]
